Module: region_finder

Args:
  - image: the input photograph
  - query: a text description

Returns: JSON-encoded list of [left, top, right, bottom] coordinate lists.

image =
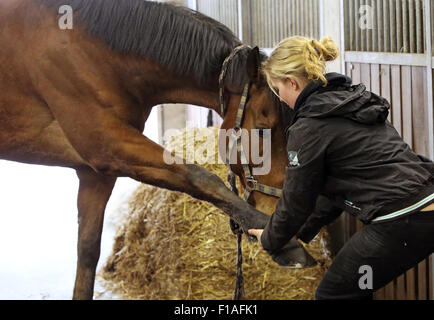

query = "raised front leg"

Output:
[[73, 168, 116, 300], [41, 91, 312, 270]]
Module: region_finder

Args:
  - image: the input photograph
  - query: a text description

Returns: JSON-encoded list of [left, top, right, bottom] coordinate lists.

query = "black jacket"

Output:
[[261, 73, 434, 255]]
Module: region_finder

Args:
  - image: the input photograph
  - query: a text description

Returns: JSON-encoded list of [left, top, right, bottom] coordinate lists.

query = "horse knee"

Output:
[[86, 157, 119, 175]]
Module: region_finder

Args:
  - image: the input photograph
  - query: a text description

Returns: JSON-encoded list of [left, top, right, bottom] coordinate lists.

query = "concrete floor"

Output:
[[0, 161, 138, 300]]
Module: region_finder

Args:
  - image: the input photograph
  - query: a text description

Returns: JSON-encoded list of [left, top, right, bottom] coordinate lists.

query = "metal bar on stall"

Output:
[[349, 0, 354, 50], [367, 0, 373, 51], [409, 0, 416, 53], [306, 0, 311, 38], [355, 0, 360, 51], [303, 0, 308, 37], [390, 0, 396, 52], [281, 0, 284, 41], [257, 1, 262, 47], [295, 0, 300, 36], [372, 0, 378, 51], [299, 0, 304, 37], [312, 0, 318, 39], [284, 0, 289, 39], [415, 0, 423, 54], [360, 0, 366, 51], [312, 0, 316, 38], [403, 0, 409, 53], [396, 0, 403, 52], [383, 0, 390, 52], [377, 0, 384, 52], [268, 0, 273, 48], [291, 0, 295, 36]]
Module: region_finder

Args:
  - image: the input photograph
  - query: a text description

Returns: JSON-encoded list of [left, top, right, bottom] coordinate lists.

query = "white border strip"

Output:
[[424, 0, 433, 161], [340, 0, 346, 74], [237, 0, 243, 42], [344, 51, 427, 67]]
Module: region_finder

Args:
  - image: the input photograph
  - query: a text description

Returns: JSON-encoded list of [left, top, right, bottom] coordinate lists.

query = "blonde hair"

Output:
[[264, 36, 339, 95]]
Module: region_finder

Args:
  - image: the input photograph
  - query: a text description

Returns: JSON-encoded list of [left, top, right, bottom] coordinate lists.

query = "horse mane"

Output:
[[40, 0, 248, 88]]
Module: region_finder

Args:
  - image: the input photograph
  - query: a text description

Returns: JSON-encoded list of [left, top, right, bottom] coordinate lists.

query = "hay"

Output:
[[98, 127, 331, 300]]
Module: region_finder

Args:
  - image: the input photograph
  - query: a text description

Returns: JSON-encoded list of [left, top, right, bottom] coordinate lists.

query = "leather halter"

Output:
[[219, 46, 283, 202]]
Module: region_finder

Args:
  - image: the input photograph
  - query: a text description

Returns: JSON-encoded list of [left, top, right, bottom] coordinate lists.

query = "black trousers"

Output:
[[315, 210, 434, 300]]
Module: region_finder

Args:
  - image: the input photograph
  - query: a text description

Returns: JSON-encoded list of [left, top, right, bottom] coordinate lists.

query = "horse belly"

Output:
[[0, 97, 85, 168]]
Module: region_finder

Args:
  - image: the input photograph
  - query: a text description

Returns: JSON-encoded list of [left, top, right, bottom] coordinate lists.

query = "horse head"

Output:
[[219, 46, 292, 215]]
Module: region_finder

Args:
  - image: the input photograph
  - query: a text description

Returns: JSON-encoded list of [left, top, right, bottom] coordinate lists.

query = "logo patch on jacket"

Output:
[[288, 151, 300, 167]]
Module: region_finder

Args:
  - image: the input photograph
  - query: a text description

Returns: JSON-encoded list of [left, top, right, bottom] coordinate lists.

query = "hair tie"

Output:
[[311, 40, 320, 54]]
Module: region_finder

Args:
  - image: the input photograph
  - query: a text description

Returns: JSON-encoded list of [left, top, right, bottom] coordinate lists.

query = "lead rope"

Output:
[[226, 82, 250, 301], [228, 172, 245, 300]]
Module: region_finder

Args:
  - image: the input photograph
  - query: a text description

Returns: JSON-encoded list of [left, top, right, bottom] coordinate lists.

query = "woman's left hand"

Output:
[[248, 229, 264, 247]]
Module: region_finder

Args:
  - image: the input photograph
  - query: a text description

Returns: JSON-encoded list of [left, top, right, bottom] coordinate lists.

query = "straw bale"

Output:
[[99, 127, 331, 300]]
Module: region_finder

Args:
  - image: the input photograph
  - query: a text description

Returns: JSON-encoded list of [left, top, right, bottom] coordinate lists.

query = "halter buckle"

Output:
[[245, 176, 257, 190]]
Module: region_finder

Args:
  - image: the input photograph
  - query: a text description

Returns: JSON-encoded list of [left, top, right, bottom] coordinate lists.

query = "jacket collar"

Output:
[[293, 73, 352, 113]]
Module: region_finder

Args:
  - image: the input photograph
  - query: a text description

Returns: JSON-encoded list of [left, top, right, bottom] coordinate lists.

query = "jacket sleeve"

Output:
[[260, 122, 328, 255], [417, 154, 433, 163], [295, 195, 343, 243]]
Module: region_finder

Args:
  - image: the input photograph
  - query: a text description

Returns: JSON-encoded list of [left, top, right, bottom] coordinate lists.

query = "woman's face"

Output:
[[270, 77, 304, 109]]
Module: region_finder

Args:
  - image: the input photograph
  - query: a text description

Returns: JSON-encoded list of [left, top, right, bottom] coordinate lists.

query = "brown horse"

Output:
[[0, 0, 313, 299]]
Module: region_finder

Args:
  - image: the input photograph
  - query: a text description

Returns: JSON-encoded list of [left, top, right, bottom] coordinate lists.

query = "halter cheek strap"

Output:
[[224, 82, 283, 201], [219, 45, 250, 117]]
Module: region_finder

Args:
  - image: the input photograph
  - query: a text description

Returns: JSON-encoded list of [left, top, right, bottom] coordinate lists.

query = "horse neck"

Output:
[[112, 55, 223, 116]]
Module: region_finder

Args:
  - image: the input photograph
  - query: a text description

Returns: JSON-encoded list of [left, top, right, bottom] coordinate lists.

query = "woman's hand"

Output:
[[248, 229, 264, 248]]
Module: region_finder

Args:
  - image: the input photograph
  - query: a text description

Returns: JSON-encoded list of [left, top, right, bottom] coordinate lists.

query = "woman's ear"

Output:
[[285, 76, 299, 90], [247, 46, 261, 83]]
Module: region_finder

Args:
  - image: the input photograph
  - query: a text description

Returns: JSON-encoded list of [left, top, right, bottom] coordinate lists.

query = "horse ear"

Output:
[[247, 46, 261, 83]]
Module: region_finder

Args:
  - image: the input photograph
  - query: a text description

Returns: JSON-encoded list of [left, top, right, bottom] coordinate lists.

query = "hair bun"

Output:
[[264, 36, 339, 88], [319, 37, 339, 62]]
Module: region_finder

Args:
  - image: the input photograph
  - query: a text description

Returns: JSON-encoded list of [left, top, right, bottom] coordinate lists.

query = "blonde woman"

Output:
[[248, 36, 434, 300]]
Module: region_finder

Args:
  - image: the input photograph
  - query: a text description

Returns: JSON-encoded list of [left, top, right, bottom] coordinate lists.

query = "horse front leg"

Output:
[[45, 98, 306, 270], [73, 167, 117, 300]]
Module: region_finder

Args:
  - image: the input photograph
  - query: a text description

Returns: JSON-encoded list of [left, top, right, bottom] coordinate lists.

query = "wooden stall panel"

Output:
[[345, 62, 433, 300], [390, 65, 403, 136], [411, 66, 430, 157]]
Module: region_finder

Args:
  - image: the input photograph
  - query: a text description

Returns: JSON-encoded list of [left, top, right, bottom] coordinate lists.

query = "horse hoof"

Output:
[[271, 238, 317, 269]]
